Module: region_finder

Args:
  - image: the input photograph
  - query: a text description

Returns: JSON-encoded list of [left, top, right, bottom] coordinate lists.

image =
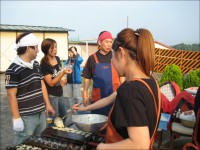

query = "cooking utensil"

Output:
[[54, 115, 68, 128], [54, 102, 83, 128], [72, 114, 108, 133]]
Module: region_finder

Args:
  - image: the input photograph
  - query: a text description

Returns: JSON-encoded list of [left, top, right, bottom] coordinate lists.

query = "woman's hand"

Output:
[[72, 103, 88, 113], [60, 76, 67, 86], [63, 67, 72, 74]]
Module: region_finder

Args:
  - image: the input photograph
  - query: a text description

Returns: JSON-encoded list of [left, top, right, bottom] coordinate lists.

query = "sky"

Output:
[[1, 1, 199, 46]]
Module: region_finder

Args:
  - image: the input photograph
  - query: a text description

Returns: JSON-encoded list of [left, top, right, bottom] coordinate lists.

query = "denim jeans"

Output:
[[48, 95, 67, 126], [66, 83, 82, 108], [14, 111, 46, 145]]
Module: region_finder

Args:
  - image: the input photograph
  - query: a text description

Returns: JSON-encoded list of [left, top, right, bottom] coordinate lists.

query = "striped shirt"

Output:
[[5, 61, 46, 116]]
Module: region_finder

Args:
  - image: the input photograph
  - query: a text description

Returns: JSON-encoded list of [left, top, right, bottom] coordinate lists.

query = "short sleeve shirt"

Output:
[[5, 61, 46, 116], [40, 56, 63, 96], [111, 78, 159, 139], [82, 50, 112, 79]]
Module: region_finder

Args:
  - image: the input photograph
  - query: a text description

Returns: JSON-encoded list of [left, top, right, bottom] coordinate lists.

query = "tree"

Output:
[[171, 43, 200, 52], [184, 69, 200, 89], [159, 64, 184, 91]]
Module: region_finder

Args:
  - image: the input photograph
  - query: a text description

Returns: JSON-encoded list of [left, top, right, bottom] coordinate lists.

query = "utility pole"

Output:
[[127, 16, 129, 28]]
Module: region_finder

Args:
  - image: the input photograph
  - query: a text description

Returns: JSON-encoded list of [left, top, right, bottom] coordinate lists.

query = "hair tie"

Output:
[[135, 29, 139, 36]]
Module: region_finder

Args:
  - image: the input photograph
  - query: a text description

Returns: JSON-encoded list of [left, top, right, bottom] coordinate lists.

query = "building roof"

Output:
[[154, 40, 177, 50], [69, 41, 97, 45], [0, 24, 75, 33]]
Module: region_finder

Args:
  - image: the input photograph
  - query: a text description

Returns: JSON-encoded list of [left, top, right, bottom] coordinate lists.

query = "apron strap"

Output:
[[106, 77, 161, 149], [132, 78, 161, 149], [93, 53, 99, 63]]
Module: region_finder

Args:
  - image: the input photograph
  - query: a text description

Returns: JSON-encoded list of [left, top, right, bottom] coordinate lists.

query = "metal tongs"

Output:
[[54, 102, 83, 128]]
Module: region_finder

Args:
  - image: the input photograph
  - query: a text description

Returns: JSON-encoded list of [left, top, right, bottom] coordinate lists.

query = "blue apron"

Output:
[[91, 53, 120, 116]]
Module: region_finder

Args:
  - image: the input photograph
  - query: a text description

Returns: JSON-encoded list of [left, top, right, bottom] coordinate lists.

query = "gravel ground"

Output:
[[0, 73, 192, 150]]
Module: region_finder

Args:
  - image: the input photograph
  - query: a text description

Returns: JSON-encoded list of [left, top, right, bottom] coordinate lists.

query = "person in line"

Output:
[[81, 31, 123, 116], [64, 46, 83, 110], [5, 32, 55, 145], [73, 28, 161, 149], [40, 38, 72, 126]]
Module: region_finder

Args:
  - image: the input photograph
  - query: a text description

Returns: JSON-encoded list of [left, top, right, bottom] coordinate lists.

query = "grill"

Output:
[[7, 123, 105, 150]]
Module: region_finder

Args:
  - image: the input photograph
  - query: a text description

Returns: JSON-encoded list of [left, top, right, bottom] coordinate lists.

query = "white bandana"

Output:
[[14, 33, 38, 51], [14, 55, 34, 69]]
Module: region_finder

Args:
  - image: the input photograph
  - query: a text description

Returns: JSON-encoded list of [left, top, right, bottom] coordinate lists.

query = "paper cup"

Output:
[[47, 117, 52, 124]]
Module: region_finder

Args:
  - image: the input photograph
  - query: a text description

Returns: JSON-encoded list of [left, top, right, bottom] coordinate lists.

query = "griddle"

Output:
[[42, 127, 93, 145], [6, 124, 106, 150]]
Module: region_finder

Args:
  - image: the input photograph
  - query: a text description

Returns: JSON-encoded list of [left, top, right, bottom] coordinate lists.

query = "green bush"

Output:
[[159, 64, 184, 91], [184, 69, 200, 89]]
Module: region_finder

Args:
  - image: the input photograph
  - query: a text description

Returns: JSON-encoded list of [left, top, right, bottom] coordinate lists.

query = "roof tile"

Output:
[[0, 24, 74, 32]]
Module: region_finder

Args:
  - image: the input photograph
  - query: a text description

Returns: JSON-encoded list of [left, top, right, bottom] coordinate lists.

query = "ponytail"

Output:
[[136, 29, 155, 76], [112, 28, 155, 77]]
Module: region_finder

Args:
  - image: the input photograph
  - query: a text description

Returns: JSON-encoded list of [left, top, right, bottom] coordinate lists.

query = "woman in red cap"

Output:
[[81, 31, 122, 116]]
